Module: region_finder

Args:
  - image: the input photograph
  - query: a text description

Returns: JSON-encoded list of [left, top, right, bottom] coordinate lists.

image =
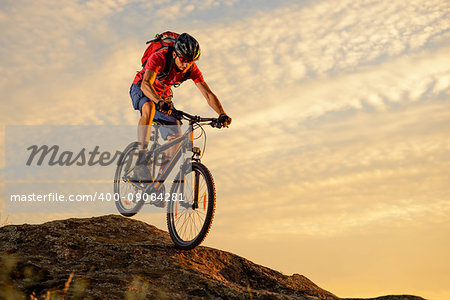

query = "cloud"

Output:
[[2, 0, 449, 127], [1, 1, 450, 298], [195, 0, 449, 88], [210, 97, 450, 237], [198, 44, 450, 239], [1, 0, 449, 221]]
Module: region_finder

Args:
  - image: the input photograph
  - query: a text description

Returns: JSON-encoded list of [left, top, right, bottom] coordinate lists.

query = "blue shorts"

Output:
[[130, 83, 180, 140]]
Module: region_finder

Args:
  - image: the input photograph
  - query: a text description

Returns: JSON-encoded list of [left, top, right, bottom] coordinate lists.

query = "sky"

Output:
[[1, 0, 450, 298]]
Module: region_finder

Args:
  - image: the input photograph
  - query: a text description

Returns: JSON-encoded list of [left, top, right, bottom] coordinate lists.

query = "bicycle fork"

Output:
[[193, 171, 200, 209]]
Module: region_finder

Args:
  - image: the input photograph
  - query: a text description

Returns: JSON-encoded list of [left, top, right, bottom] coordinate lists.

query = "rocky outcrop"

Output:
[[0, 215, 425, 300]]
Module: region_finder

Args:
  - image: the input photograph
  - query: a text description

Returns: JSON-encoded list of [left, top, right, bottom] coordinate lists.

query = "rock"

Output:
[[0, 215, 425, 300]]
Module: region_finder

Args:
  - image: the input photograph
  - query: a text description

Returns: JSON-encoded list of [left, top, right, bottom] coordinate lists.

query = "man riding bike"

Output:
[[129, 32, 231, 188]]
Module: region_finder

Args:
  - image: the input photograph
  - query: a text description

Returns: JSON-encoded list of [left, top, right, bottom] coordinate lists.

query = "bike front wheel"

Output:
[[167, 162, 216, 250]]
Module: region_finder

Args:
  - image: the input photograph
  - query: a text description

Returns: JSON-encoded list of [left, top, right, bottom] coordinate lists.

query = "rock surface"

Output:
[[0, 215, 425, 299]]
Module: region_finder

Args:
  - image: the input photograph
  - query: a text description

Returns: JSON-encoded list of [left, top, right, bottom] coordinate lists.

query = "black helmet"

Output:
[[174, 33, 201, 61]]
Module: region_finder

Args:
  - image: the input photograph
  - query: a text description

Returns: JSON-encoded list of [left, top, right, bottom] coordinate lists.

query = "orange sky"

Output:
[[1, 0, 450, 298]]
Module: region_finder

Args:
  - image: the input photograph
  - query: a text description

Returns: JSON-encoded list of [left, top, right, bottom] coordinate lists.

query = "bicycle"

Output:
[[114, 109, 223, 250]]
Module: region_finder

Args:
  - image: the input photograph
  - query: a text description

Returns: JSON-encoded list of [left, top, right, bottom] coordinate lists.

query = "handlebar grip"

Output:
[[170, 108, 183, 120], [211, 120, 222, 129]]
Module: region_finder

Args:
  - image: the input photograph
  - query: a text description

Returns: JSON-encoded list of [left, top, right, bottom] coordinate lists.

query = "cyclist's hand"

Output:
[[157, 100, 174, 114], [218, 113, 232, 128]]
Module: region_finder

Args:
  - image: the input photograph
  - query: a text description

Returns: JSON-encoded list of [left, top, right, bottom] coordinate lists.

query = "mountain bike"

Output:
[[113, 109, 222, 250]]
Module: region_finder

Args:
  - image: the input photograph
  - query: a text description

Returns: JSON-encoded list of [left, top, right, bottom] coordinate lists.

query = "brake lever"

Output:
[[210, 120, 222, 129]]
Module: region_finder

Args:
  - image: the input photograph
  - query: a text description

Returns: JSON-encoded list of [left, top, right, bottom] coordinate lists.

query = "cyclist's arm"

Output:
[[196, 81, 226, 115], [141, 69, 164, 103]]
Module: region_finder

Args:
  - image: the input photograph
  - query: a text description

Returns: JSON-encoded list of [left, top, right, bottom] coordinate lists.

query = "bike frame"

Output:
[[120, 110, 218, 207], [143, 122, 194, 195]]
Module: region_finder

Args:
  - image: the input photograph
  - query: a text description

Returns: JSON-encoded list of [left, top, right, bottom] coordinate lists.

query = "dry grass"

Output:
[[125, 276, 149, 300], [0, 254, 167, 299], [0, 254, 24, 299], [0, 255, 88, 300]]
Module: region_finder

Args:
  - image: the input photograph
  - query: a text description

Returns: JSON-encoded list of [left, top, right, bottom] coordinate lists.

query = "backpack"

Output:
[[140, 31, 192, 86]]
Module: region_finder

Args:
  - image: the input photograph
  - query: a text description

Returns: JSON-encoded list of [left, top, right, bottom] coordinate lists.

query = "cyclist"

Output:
[[130, 32, 231, 185]]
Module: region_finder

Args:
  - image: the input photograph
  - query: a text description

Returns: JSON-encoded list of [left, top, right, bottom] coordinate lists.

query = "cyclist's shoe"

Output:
[[131, 164, 152, 184], [149, 183, 166, 208]]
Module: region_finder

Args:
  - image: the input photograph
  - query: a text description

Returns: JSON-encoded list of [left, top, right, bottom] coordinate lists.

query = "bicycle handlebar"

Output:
[[171, 109, 223, 128]]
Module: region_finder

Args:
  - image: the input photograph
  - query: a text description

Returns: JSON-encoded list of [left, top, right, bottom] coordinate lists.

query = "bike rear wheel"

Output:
[[167, 162, 216, 250], [114, 142, 146, 217]]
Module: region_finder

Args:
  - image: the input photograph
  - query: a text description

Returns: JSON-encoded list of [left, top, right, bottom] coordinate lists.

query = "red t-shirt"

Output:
[[133, 49, 204, 98]]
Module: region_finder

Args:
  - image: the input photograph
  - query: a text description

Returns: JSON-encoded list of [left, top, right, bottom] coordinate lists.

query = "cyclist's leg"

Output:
[[152, 111, 182, 188], [152, 110, 182, 144], [164, 130, 182, 164], [130, 84, 156, 182], [139, 102, 156, 151], [130, 83, 156, 152]]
